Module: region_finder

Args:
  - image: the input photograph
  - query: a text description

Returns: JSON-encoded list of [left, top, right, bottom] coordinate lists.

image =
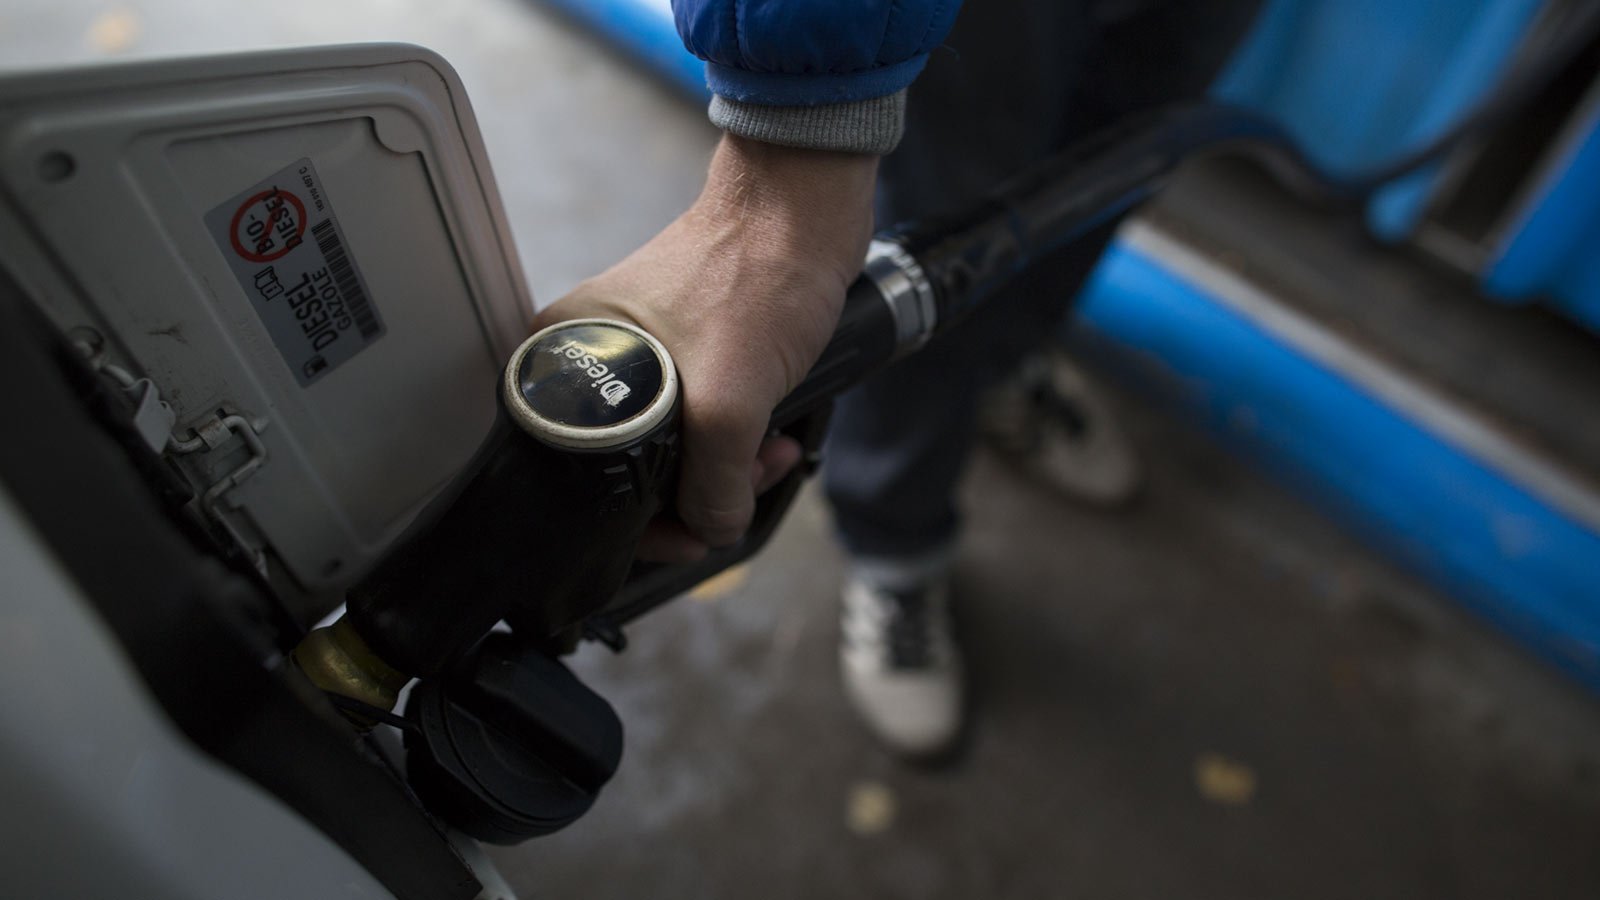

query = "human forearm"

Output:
[[693, 132, 879, 310]]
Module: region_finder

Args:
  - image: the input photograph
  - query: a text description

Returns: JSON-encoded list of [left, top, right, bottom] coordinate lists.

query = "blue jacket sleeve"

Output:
[[673, 0, 963, 106]]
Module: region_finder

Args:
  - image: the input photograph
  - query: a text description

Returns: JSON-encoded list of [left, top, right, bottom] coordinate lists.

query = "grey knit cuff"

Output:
[[707, 91, 907, 155]]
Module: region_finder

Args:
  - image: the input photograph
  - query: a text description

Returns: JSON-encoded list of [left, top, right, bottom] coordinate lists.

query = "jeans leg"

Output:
[[824, 0, 1263, 562]]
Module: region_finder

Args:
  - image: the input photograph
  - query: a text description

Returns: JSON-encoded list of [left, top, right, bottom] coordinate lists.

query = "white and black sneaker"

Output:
[[840, 571, 965, 759], [981, 346, 1143, 508]]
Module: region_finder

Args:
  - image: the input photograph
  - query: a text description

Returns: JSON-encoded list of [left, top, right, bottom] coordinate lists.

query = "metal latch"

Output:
[[74, 331, 271, 575], [169, 411, 271, 577]]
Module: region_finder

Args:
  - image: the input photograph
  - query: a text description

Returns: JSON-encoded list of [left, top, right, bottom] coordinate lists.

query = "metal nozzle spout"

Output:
[[291, 616, 409, 726]]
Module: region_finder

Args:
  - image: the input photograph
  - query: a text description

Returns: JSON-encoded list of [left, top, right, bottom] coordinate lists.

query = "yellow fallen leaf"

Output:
[[845, 780, 896, 835], [689, 564, 749, 602], [87, 9, 140, 54], [1194, 753, 1257, 806]]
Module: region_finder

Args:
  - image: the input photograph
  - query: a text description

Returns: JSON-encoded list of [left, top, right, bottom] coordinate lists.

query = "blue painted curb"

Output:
[[1075, 231, 1600, 691], [536, 0, 709, 102]]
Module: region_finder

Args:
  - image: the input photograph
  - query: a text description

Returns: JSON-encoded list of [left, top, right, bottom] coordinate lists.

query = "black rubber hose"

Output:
[[885, 104, 1316, 338]]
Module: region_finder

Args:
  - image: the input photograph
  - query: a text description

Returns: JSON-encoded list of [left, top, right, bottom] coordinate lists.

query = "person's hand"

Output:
[[531, 134, 879, 560]]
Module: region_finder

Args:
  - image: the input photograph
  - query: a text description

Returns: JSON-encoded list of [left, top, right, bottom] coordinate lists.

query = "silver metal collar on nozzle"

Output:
[[864, 238, 938, 356]]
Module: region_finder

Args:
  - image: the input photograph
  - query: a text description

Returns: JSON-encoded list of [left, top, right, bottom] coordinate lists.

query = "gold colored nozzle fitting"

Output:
[[291, 616, 409, 726]]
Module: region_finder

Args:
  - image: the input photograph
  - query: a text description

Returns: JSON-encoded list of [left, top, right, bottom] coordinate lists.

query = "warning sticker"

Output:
[[206, 158, 385, 386]]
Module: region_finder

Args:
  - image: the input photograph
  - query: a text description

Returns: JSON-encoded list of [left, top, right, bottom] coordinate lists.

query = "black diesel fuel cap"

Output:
[[502, 318, 678, 450]]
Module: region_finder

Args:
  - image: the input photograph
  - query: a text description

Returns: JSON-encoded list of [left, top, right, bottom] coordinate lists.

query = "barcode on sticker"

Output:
[[312, 219, 380, 340], [205, 158, 386, 387]]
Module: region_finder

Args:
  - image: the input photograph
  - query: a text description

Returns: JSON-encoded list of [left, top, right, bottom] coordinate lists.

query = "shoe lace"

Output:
[[1028, 381, 1089, 439], [882, 589, 936, 669]]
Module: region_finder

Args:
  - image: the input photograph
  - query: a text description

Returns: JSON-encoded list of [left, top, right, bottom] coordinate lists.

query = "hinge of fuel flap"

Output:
[[72, 330, 271, 577]]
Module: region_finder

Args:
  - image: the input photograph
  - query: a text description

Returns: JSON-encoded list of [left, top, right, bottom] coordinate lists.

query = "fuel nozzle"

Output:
[[290, 318, 674, 837], [295, 317, 681, 709]]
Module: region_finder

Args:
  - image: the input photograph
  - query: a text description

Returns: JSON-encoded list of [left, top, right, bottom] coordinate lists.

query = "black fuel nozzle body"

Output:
[[328, 306, 889, 845], [344, 318, 683, 678], [339, 260, 904, 678]]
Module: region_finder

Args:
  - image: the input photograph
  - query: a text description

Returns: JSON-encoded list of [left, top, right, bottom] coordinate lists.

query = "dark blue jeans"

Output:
[[823, 0, 1260, 560]]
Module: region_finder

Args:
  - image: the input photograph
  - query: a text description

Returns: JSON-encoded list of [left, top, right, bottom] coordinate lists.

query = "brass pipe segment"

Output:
[[291, 616, 409, 727]]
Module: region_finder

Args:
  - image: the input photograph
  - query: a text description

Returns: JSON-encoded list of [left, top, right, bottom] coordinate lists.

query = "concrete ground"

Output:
[[521, 404, 1600, 900], [5, 2, 1599, 897]]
